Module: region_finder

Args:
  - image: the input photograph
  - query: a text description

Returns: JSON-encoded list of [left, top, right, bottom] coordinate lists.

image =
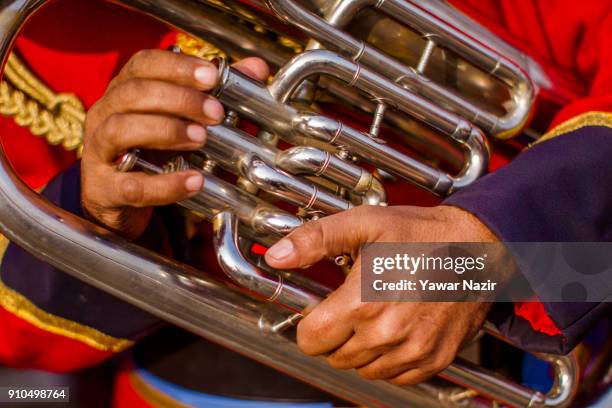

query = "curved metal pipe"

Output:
[[269, 50, 476, 139], [213, 211, 321, 311], [292, 112, 454, 195], [119, 0, 292, 67], [204, 124, 385, 205], [242, 155, 352, 214], [118, 152, 302, 240], [276, 146, 387, 205], [265, 0, 535, 138], [0, 2, 578, 408], [268, 50, 489, 192], [538, 354, 580, 407], [0, 4, 447, 406], [449, 127, 491, 192]]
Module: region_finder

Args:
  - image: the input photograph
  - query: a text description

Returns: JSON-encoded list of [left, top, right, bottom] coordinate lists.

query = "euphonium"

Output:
[[0, 1, 581, 407]]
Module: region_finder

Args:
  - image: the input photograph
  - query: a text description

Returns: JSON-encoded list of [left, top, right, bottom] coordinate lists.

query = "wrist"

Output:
[[438, 205, 499, 242]]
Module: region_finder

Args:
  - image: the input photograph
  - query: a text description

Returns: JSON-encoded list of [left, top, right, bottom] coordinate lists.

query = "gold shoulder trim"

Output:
[[0, 279, 133, 352], [532, 111, 612, 146], [0, 52, 86, 154]]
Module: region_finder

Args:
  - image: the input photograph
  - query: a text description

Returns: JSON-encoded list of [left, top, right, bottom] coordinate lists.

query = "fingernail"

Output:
[[185, 173, 203, 192], [194, 65, 218, 89], [267, 239, 294, 260], [186, 124, 206, 143], [203, 98, 224, 122]]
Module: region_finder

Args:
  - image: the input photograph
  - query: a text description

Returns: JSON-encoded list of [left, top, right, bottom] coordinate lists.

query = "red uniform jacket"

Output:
[[0, 0, 610, 371]]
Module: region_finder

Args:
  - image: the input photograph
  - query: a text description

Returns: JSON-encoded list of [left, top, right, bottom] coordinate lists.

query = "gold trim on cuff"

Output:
[[532, 111, 612, 146], [0, 279, 133, 352]]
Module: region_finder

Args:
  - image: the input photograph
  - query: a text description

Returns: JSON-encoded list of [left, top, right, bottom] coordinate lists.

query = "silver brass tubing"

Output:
[[203, 126, 352, 213], [214, 61, 298, 135], [120, 0, 292, 67], [293, 113, 453, 195], [242, 156, 352, 214], [275, 146, 387, 205], [0, 4, 447, 405], [216, 55, 487, 194], [213, 211, 321, 311], [319, 78, 466, 169], [269, 50, 471, 138], [480, 323, 579, 408], [442, 358, 543, 407], [537, 354, 580, 407], [264, 0, 535, 138], [440, 354, 578, 408], [120, 153, 330, 308], [205, 125, 386, 205], [0, 2, 579, 407], [117, 152, 302, 239]]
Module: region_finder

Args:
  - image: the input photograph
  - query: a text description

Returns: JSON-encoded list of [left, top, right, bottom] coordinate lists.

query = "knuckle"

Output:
[[409, 338, 436, 361], [83, 129, 107, 161], [117, 78, 147, 104], [95, 114, 127, 153], [125, 49, 152, 75], [119, 177, 145, 204], [101, 114, 125, 138], [354, 302, 377, 319], [84, 104, 100, 135], [296, 317, 326, 355], [369, 324, 401, 348], [297, 221, 325, 251]]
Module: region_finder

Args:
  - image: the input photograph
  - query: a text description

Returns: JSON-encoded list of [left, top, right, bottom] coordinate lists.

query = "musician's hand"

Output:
[[82, 49, 268, 238], [265, 205, 495, 385]]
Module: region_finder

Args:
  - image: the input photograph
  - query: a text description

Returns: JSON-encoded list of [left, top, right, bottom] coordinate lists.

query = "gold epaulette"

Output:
[[0, 52, 86, 155]]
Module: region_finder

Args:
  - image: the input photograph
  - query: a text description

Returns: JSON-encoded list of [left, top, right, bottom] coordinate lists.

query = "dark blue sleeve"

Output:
[[1, 163, 164, 340], [444, 125, 612, 354]]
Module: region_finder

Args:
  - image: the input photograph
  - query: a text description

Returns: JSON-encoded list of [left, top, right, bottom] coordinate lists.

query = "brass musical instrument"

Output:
[[0, 1, 581, 407]]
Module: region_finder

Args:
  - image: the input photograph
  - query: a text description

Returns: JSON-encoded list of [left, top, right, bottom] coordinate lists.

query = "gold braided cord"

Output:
[[175, 33, 227, 61], [0, 54, 122, 350], [0, 52, 86, 155], [532, 111, 612, 146], [0, 279, 134, 352]]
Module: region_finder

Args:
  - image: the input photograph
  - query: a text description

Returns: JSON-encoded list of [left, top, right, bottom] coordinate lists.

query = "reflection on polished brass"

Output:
[[0, 1, 579, 408]]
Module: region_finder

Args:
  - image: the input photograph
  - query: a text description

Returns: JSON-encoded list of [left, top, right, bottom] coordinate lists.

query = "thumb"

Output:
[[265, 206, 382, 269], [231, 57, 269, 82]]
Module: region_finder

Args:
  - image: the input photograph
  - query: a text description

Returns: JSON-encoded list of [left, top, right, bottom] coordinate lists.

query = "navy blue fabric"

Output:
[[445, 126, 612, 354], [1, 163, 163, 340]]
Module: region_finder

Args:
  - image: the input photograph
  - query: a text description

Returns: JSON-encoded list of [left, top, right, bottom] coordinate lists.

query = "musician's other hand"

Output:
[[265, 205, 495, 385], [82, 49, 268, 238]]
